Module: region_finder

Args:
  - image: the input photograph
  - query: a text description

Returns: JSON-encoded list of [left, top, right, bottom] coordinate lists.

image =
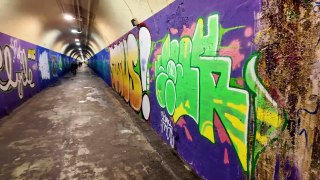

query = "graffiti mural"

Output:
[[51, 55, 58, 78], [38, 50, 50, 80], [0, 32, 73, 119], [109, 27, 151, 120], [0, 45, 35, 99], [154, 13, 286, 174], [88, 0, 320, 179], [155, 14, 250, 171], [0, 34, 39, 118]]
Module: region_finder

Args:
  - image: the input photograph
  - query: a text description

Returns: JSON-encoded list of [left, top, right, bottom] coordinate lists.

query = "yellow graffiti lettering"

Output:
[[127, 34, 142, 111], [201, 121, 215, 143], [213, 99, 223, 104], [256, 107, 282, 128], [227, 131, 247, 171], [173, 103, 188, 123], [227, 102, 247, 115], [122, 41, 130, 102], [256, 132, 268, 145], [224, 113, 245, 132], [185, 100, 190, 109]]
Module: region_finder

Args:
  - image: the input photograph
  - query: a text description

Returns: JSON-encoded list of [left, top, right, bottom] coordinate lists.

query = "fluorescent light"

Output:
[[79, 48, 82, 50], [71, 29, 81, 34], [71, 29, 78, 33], [75, 38, 80, 42], [64, 14, 75, 21], [76, 42, 80, 46]]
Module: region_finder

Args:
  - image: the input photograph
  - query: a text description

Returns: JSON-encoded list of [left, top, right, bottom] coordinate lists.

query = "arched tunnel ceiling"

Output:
[[0, 0, 174, 58]]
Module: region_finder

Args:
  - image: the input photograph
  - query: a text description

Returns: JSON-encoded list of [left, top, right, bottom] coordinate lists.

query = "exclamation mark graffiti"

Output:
[[139, 27, 151, 120]]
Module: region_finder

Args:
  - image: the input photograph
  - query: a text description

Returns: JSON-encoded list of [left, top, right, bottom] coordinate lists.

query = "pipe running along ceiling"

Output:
[[0, 0, 174, 60]]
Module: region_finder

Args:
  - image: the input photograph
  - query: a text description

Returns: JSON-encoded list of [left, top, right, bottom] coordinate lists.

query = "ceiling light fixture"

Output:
[[64, 14, 75, 21], [71, 29, 81, 34], [76, 42, 80, 46], [75, 38, 80, 42]]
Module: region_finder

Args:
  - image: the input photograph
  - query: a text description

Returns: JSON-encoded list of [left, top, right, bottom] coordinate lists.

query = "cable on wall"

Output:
[[122, 0, 134, 19]]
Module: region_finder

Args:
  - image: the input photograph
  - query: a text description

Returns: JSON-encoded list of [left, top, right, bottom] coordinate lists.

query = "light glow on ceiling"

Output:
[[71, 29, 81, 34], [64, 14, 75, 21]]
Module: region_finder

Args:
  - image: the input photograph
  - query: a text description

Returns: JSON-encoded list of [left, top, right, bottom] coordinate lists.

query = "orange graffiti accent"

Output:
[[110, 34, 142, 111], [122, 41, 130, 102]]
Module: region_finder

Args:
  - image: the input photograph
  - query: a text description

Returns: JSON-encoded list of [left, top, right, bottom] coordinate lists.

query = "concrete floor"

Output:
[[0, 66, 199, 180]]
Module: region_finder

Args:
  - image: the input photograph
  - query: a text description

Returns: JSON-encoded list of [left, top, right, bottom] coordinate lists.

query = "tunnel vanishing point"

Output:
[[0, 0, 320, 179]]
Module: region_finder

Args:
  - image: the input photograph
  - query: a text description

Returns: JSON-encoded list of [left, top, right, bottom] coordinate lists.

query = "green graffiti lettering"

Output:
[[155, 14, 286, 174], [155, 14, 249, 171]]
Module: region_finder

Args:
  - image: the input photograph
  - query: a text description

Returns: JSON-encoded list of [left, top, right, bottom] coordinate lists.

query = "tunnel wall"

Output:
[[0, 32, 74, 119], [88, 0, 320, 179], [88, 48, 111, 86]]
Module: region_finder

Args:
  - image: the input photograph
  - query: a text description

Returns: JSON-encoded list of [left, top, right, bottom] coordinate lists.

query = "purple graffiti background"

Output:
[[0, 32, 40, 118]]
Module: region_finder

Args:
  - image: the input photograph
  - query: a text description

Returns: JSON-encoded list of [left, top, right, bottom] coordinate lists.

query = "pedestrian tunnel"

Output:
[[0, 0, 320, 179]]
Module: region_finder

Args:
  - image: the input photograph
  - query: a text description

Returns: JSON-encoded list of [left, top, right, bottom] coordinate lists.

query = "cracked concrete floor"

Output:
[[0, 66, 199, 180]]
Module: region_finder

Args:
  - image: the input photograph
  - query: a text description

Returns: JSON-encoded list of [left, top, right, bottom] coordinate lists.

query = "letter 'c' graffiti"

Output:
[[110, 27, 151, 120]]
